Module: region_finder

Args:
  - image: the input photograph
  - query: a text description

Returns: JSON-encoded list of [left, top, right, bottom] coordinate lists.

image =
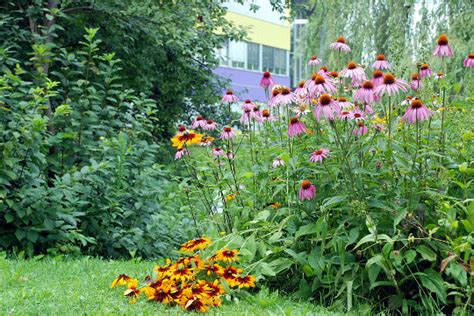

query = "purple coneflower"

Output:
[[268, 87, 282, 107], [419, 64, 433, 78], [354, 81, 379, 105], [374, 73, 408, 97], [371, 70, 384, 86], [175, 148, 189, 160], [339, 110, 352, 120], [434, 72, 445, 80], [220, 127, 236, 140], [307, 55, 321, 66], [337, 96, 352, 109], [192, 115, 206, 129], [433, 34, 454, 57], [372, 54, 391, 70], [329, 36, 351, 53], [212, 147, 225, 157], [464, 53, 474, 67], [353, 121, 368, 136], [410, 73, 422, 91], [402, 99, 433, 124], [222, 89, 239, 103], [272, 158, 285, 168], [317, 66, 330, 78], [279, 87, 296, 106], [204, 120, 217, 131], [226, 151, 234, 159], [351, 106, 367, 120], [251, 106, 261, 120], [260, 71, 275, 90], [306, 74, 336, 97], [313, 94, 340, 122], [240, 109, 251, 124], [259, 109, 277, 123], [242, 99, 255, 111], [294, 80, 307, 97], [340, 61, 367, 84], [288, 117, 306, 137], [310, 148, 330, 163], [299, 180, 316, 201], [176, 125, 187, 135], [401, 96, 413, 107]]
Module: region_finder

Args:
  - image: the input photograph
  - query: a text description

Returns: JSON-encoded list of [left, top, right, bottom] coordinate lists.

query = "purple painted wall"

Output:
[[214, 66, 291, 102]]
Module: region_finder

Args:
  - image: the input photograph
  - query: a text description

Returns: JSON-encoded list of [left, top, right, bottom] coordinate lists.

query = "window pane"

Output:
[[229, 41, 246, 69], [216, 40, 229, 66], [262, 45, 287, 75], [262, 46, 274, 73], [247, 42, 259, 71]]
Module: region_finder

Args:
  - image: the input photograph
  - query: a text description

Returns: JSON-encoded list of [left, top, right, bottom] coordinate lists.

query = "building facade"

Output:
[[215, 1, 291, 102]]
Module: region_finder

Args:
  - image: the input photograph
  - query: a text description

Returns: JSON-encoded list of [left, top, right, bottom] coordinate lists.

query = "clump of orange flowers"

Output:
[[110, 237, 256, 312]]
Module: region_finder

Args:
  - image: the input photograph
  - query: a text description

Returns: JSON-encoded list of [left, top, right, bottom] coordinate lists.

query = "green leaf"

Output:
[[295, 223, 317, 239], [419, 269, 447, 303], [259, 262, 276, 276], [416, 245, 436, 262]]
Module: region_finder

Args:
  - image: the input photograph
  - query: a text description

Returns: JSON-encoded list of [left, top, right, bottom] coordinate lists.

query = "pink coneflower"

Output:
[[288, 117, 307, 137], [260, 71, 275, 90], [401, 96, 413, 106], [175, 148, 189, 160], [272, 157, 285, 168], [373, 124, 385, 132], [299, 180, 316, 201], [339, 109, 352, 120], [200, 137, 214, 147], [310, 148, 330, 163], [176, 125, 187, 135], [294, 80, 307, 96], [259, 109, 277, 123], [317, 66, 330, 78], [372, 54, 392, 70], [337, 96, 352, 109], [419, 64, 433, 78], [279, 87, 296, 106], [371, 70, 384, 86], [402, 99, 433, 124], [351, 106, 367, 121], [353, 121, 368, 136], [434, 72, 445, 80], [329, 71, 339, 79], [354, 81, 380, 105], [204, 120, 217, 131], [340, 61, 367, 84], [268, 87, 282, 107], [313, 94, 340, 122], [329, 36, 351, 53], [251, 106, 261, 120], [306, 74, 336, 96], [222, 89, 239, 103], [433, 34, 454, 57], [410, 73, 422, 91], [192, 115, 206, 129], [212, 147, 225, 157], [240, 109, 251, 124], [374, 73, 408, 97], [220, 127, 236, 140], [242, 99, 255, 111], [464, 53, 474, 67], [307, 55, 321, 66], [226, 151, 234, 159]]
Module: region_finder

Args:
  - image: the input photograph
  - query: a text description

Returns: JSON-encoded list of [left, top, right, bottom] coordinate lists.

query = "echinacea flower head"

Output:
[[171, 130, 203, 148], [401, 95, 413, 106], [240, 109, 251, 124], [433, 34, 454, 57], [220, 127, 236, 140], [329, 71, 339, 78], [204, 120, 217, 131], [354, 80, 380, 105], [339, 109, 352, 120], [372, 70, 384, 86], [299, 180, 316, 201], [410, 73, 422, 91], [222, 89, 239, 103], [306, 74, 336, 97], [212, 147, 225, 157], [260, 109, 277, 122], [434, 72, 445, 80], [260, 71, 275, 90], [307, 55, 321, 66], [329, 36, 351, 52], [272, 157, 285, 168], [176, 125, 187, 134], [175, 148, 190, 160], [313, 94, 340, 122], [318, 66, 330, 77], [402, 98, 433, 124], [192, 115, 206, 129], [288, 117, 307, 137], [337, 96, 352, 109], [353, 121, 369, 136], [374, 73, 408, 97], [242, 99, 255, 110], [215, 249, 240, 262], [200, 136, 214, 146], [268, 86, 282, 107], [294, 80, 307, 95], [419, 64, 433, 77], [251, 106, 261, 120], [372, 54, 392, 70], [464, 53, 474, 67], [310, 148, 330, 163], [278, 86, 296, 105], [340, 61, 367, 84]]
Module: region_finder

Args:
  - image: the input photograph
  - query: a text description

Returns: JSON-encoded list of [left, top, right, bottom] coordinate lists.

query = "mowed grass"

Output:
[[0, 256, 371, 315]]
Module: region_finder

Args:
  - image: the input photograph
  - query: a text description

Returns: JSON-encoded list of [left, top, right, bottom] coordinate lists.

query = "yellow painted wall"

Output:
[[225, 12, 291, 51]]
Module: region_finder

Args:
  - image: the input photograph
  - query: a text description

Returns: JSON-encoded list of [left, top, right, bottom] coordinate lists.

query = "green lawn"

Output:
[[1, 256, 371, 315]]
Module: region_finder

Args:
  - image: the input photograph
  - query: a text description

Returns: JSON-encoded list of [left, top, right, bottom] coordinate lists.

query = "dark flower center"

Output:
[[263, 71, 271, 78], [214, 147, 221, 151], [319, 94, 332, 105], [272, 88, 281, 96], [224, 127, 232, 132], [281, 88, 291, 95], [329, 71, 338, 78], [178, 125, 186, 132], [320, 66, 328, 72], [245, 99, 251, 103], [338, 97, 347, 102], [362, 81, 374, 89], [262, 109, 270, 117], [373, 70, 383, 78], [376, 54, 386, 61], [206, 120, 214, 124], [341, 111, 350, 115], [347, 61, 357, 69], [411, 73, 419, 80], [357, 121, 365, 127], [311, 55, 318, 60], [244, 109, 251, 113], [315, 150, 323, 155], [354, 113, 362, 118], [437, 34, 448, 45], [383, 74, 395, 85], [469, 53, 474, 59], [336, 36, 346, 43], [411, 99, 423, 109], [290, 117, 299, 124], [196, 115, 204, 120], [226, 89, 233, 95], [420, 63, 429, 70], [314, 75, 326, 85], [298, 80, 305, 88], [301, 180, 312, 189], [437, 72, 444, 76]]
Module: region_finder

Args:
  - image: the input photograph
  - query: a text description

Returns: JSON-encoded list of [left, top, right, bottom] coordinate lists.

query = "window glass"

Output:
[[262, 45, 287, 75], [247, 42, 260, 71], [217, 40, 229, 66], [229, 41, 246, 69]]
